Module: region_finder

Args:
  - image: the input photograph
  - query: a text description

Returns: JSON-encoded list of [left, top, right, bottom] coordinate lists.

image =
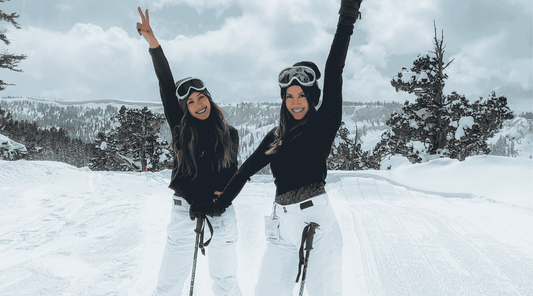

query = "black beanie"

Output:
[[280, 61, 322, 106], [293, 61, 321, 80], [175, 77, 212, 111]]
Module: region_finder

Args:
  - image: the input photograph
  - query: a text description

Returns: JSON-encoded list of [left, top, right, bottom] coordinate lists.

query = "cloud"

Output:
[[445, 29, 532, 99], [343, 55, 412, 103], [136, 0, 340, 102], [1, 0, 530, 111], [356, 0, 439, 68], [5, 24, 155, 101]]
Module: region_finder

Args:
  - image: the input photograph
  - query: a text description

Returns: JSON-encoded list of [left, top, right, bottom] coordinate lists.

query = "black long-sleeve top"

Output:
[[149, 46, 239, 205], [217, 15, 356, 206]]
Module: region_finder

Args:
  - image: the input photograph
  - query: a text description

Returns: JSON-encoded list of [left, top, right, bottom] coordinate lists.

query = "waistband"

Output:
[[274, 193, 329, 215], [275, 181, 326, 205]]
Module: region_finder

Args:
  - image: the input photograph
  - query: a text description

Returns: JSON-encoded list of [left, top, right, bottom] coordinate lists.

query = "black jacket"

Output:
[[149, 46, 239, 205], [217, 15, 356, 206]]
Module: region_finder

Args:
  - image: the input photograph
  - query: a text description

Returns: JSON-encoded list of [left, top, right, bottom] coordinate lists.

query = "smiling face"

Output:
[[187, 92, 211, 120], [284, 85, 309, 120]]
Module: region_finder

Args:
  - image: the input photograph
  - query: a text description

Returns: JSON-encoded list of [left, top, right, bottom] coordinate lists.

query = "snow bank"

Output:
[[0, 134, 27, 152], [355, 155, 533, 210], [0, 133, 27, 160]]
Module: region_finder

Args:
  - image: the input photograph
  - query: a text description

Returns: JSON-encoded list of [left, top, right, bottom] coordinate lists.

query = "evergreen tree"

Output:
[[1, 106, 92, 166], [327, 122, 380, 170], [90, 106, 168, 172], [375, 24, 514, 163], [0, 0, 26, 91], [89, 132, 132, 171]]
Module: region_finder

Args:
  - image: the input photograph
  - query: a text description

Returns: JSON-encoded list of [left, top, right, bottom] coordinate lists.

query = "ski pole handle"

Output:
[[304, 222, 320, 251]]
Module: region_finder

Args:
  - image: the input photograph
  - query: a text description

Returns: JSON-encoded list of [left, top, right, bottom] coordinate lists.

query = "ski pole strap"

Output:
[[194, 215, 214, 256], [295, 222, 320, 282]]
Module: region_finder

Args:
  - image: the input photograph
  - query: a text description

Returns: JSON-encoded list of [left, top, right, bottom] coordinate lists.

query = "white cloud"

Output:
[[357, 0, 438, 68], [5, 24, 155, 100], [445, 29, 532, 98], [344, 55, 412, 103], [145, 0, 239, 12], [1, 0, 530, 111], [139, 0, 339, 102]]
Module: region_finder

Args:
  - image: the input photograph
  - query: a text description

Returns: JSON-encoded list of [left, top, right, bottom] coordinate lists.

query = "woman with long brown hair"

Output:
[[137, 7, 242, 296]]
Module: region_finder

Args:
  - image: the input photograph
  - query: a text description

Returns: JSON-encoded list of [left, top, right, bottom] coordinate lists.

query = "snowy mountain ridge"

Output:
[[0, 96, 402, 162], [2, 96, 532, 161]]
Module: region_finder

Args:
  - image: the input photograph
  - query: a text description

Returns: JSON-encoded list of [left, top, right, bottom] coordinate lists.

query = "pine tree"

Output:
[[327, 122, 380, 170], [91, 106, 167, 172], [89, 132, 131, 171], [389, 22, 454, 155], [375, 23, 514, 163], [0, 0, 26, 91]]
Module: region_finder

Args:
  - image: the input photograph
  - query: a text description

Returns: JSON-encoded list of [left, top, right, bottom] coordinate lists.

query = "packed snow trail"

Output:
[[0, 160, 532, 296]]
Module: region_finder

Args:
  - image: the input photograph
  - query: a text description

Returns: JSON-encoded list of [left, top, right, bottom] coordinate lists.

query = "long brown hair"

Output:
[[266, 95, 317, 155], [174, 95, 234, 179]]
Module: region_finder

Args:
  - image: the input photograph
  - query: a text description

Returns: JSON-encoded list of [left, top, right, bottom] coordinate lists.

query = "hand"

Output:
[[189, 205, 196, 221], [339, 0, 363, 19], [190, 200, 226, 217], [137, 7, 160, 48], [213, 191, 222, 202]]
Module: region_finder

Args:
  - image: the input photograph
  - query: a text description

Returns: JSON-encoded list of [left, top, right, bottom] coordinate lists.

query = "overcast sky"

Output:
[[0, 0, 531, 112]]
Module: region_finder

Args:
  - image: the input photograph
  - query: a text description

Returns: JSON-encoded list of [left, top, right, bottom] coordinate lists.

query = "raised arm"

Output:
[[137, 7, 184, 130], [318, 0, 361, 128]]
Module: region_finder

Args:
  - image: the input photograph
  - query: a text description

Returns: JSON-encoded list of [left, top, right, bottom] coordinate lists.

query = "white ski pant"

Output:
[[255, 193, 343, 296], [153, 195, 242, 296]]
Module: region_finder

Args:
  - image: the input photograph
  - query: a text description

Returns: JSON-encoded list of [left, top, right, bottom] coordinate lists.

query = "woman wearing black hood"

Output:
[[137, 7, 242, 296], [191, 1, 363, 295]]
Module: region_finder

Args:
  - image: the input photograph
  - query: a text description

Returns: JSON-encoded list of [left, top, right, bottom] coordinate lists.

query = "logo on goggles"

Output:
[[175, 77, 206, 100], [278, 66, 316, 88]]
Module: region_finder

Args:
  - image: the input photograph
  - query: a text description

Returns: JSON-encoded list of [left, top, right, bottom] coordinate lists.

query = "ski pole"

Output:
[[190, 214, 204, 296], [297, 222, 320, 296]]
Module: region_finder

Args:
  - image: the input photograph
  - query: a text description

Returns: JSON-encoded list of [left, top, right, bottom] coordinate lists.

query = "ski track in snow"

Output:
[[0, 161, 532, 296]]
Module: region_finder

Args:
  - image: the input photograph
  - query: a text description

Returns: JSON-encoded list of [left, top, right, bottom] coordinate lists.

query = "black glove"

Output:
[[190, 199, 226, 217], [339, 0, 362, 19], [189, 204, 197, 221]]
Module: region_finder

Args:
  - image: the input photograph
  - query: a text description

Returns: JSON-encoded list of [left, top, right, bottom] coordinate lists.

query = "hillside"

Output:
[[3, 96, 532, 166], [0, 97, 403, 163]]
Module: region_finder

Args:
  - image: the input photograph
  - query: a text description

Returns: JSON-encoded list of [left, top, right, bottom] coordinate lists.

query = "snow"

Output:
[[454, 116, 475, 140], [414, 108, 428, 118], [416, 71, 428, 83], [1, 157, 532, 295], [0, 133, 27, 154], [488, 116, 533, 158], [400, 72, 416, 83]]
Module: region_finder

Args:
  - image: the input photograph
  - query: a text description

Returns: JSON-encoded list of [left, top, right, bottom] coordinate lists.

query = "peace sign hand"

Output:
[[137, 7, 159, 48]]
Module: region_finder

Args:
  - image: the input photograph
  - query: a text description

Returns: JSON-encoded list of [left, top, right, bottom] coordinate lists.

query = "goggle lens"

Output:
[[278, 66, 316, 87], [176, 78, 206, 100]]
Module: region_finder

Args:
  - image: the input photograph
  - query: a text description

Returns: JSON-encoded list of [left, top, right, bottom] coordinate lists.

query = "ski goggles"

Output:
[[175, 77, 206, 100], [278, 66, 316, 88]]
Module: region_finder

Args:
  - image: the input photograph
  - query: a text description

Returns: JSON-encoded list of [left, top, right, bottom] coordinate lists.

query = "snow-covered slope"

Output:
[[489, 116, 533, 158], [1, 156, 532, 295], [0, 133, 27, 160]]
